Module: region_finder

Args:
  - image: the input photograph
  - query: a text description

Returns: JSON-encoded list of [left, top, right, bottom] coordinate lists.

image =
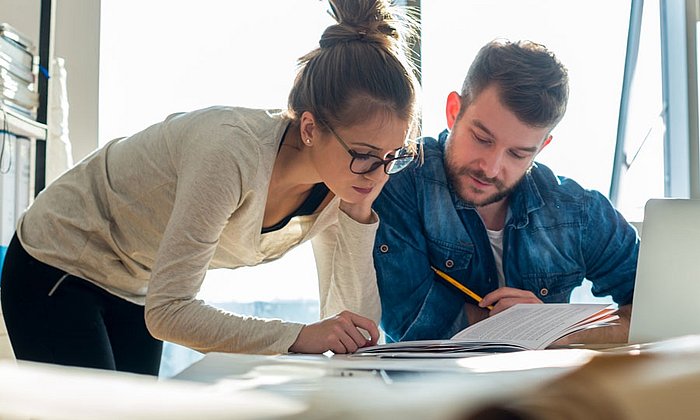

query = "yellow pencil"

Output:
[[431, 266, 494, 310]]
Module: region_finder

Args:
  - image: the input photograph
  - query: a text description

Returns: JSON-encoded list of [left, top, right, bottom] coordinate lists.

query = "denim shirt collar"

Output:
[[437, 129, 545, 229]]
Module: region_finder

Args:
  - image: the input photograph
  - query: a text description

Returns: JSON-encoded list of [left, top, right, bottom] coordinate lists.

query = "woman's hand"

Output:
[[338, 173, 390, 224], [288, 310, 380, 354]]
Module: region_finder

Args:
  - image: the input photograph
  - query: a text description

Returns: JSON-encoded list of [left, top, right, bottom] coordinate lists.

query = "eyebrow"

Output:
[[350, 142, 382, 151], [472, 120, 496, 139], [472, 119, 539, 153]]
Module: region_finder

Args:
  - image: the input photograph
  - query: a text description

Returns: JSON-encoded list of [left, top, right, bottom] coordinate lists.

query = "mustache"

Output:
[[454, 167, 503, 187]]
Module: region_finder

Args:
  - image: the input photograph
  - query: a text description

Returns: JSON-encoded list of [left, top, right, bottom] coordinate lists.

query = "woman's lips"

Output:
[[353, 186, 373, 195]]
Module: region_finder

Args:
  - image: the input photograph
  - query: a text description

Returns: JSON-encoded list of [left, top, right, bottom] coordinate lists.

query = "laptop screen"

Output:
[[628, 198, 700, 343]]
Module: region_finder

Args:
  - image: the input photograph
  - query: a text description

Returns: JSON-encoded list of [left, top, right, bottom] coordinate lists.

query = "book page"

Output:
[[451, 303, 613, 350]]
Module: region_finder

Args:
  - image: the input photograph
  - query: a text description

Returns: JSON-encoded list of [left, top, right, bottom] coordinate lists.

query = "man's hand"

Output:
[[479, 287, 543, 315], [288, 310, 380, 354]]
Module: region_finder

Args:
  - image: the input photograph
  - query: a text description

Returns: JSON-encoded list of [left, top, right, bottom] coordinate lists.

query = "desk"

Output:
[[169, 335, 700, 419], [170, 349, 595, 419], [2, 336, 700, 419]]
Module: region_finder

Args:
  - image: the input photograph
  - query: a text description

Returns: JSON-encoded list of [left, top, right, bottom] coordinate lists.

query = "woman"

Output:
[[0, 0, 420, 375]]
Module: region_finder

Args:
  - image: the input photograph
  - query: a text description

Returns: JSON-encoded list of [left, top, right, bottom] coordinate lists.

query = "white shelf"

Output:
[[0, 107, 47, 140]]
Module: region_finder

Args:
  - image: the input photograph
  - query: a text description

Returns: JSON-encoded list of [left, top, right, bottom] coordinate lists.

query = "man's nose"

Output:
[[478, 149, 504, 179]]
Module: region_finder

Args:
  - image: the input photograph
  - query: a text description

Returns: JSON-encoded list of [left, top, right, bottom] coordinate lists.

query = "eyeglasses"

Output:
[[323, 123, 416, 175]]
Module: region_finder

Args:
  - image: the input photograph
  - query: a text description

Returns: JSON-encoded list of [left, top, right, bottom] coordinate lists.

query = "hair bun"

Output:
[[319, 26, 392, 49], [318, 0, 406, 50]]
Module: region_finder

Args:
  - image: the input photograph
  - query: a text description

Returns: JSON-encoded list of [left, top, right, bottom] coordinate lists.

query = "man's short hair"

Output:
[[459, 39, 569, 129]]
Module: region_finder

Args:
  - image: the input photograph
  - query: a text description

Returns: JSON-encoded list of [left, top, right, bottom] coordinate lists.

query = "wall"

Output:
[[0, 0, 101, 164]]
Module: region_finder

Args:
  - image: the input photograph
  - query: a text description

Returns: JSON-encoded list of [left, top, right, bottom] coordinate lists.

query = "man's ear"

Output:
[[541, 134, 553, 150], [446, 91, 462, 130]]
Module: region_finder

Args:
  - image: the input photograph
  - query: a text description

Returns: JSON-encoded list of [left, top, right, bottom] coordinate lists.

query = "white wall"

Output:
[[0, 0, 101, 163]]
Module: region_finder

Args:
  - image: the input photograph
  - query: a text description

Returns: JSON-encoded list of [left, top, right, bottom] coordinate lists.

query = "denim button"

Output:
[[445, 259, 454, 268], [379, 244, 389, 253], [540, 288, 549, 296]]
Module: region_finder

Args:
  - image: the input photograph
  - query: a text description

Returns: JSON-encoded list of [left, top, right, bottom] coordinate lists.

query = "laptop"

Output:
[[628, 198, 700, 343]]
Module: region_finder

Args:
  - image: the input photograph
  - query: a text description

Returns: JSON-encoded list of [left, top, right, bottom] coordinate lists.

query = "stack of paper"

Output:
[[0, 23, 38, 118]]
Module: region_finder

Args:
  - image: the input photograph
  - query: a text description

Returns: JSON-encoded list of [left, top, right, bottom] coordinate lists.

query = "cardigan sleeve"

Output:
[[144, 114, 304, 354], [311, 208, 382, 324]]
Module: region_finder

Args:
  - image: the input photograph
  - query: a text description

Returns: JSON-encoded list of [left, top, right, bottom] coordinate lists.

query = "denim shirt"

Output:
[[373, 131, 639, 343]]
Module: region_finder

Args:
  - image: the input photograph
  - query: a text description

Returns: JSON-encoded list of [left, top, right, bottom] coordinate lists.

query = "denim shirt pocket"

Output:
[[519, 271, 584, 303], [426, 237, 474, 273]]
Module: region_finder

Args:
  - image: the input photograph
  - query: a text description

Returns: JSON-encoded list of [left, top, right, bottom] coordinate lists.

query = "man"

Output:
[[373, 39, 638, 344]]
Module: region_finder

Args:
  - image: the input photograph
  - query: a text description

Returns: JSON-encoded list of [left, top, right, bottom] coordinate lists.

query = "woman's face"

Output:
[[305, 112, 410, 206]]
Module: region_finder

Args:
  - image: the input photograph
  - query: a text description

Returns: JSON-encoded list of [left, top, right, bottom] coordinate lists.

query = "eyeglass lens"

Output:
[[349, 148, 415, 175]]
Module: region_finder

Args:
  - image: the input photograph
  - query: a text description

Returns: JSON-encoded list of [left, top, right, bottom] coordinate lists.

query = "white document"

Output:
[[355, 303, 618, 358]]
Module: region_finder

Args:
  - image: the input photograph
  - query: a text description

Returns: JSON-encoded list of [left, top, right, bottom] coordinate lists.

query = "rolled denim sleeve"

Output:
[[582, 190, 639, 305]]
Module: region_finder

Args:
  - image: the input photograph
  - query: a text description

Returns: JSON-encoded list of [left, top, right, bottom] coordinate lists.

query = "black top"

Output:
[[261, 182, 329, 234], [262, 123, 330, 234]]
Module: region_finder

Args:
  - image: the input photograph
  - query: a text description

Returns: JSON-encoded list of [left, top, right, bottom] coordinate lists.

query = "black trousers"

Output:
[[0, 234, 162, 376]]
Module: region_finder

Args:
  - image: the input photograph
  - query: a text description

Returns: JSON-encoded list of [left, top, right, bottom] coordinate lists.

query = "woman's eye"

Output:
[[353, 153, 375, 161]]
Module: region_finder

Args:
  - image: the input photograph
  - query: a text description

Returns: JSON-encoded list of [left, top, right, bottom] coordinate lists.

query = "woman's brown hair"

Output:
[[288, 0, 421, 147]]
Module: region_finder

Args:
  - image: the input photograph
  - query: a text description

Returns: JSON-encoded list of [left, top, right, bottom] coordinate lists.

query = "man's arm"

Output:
[[582, 191, 639, 306]]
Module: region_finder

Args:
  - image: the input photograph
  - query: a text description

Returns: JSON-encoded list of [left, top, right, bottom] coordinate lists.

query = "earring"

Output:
[[304, 138, 312, 145]]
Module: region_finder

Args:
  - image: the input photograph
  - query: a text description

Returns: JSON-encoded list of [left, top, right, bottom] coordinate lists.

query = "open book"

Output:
[[354, 303, 618, 358]]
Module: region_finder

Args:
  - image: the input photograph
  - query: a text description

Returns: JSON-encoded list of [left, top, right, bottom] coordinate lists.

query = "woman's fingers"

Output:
[[288, 311, 380, 354]]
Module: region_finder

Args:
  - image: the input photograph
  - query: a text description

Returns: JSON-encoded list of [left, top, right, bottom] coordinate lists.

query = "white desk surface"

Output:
[[3, 336, 700, 420], [170, 349, 597, 419]]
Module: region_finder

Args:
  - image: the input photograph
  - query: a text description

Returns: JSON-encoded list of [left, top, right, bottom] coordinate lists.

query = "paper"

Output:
[[355, 303, 618, 357]]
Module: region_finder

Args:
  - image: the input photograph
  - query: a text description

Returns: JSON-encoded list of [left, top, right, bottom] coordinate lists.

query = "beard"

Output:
[[446, 165, 518, 207], [445, 158, 524, 208]]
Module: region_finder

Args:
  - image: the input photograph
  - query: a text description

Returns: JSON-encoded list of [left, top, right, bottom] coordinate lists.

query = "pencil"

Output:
[[431, 266, 494, 310]]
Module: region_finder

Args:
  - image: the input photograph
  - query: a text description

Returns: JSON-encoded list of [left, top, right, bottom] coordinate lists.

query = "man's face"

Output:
[[444, 85, 552, 207]]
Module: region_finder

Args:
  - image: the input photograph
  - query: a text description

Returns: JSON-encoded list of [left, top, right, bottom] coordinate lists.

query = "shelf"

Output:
[[0, 107, 47, 140]]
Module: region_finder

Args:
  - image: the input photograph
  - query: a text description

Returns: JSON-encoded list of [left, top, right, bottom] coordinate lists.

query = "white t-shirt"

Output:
[[486, 228, 506, 288]]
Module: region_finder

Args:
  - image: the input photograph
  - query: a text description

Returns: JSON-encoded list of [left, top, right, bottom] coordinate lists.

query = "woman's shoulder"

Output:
[[165, 106, 286, 130], [160, 106, 288, 154]]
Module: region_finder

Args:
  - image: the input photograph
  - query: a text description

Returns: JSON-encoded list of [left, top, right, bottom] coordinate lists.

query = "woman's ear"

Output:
[[446, 91, 462, 130], [299, 111, 317, 146]]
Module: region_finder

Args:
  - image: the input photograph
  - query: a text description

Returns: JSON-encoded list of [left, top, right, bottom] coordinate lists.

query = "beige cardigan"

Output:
[[18, 106, 381, 354]]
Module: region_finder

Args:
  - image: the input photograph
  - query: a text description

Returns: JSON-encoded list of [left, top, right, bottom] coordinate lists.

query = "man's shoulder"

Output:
[[417, 136, 445, 166], [529, 162, 598, 201]]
